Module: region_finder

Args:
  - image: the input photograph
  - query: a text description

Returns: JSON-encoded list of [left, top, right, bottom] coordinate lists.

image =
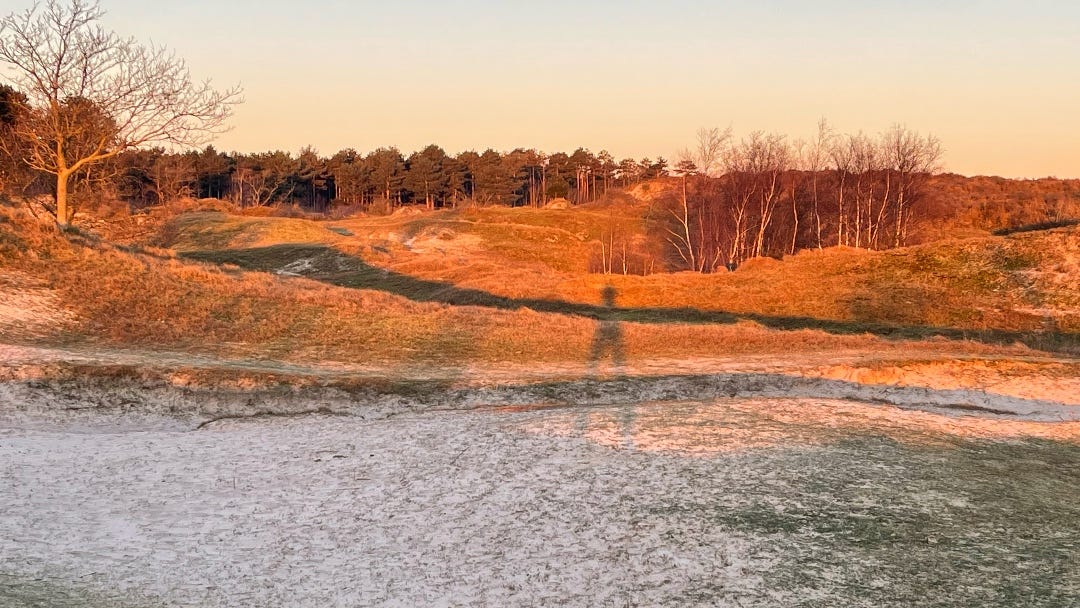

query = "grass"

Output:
[[163, 204, 1079, 349], [180, 242, 1077, 353], [705, 437, 1080, 607], [323, 203, 658, 273], [3, 198, 1077, 367], [4, 206, 925, 366], [162, 211, 345, 251]]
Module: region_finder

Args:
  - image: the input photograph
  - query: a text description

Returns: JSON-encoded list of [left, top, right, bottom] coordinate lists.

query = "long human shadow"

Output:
[[589, 285, 627, 375], [184, 244, 1080, 353]]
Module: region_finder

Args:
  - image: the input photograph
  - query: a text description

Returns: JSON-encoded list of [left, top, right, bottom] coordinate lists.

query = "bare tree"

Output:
[[693, 126, 731, 178], [667, 156, 700, 270], [788, 138, 806, 255], [745, 132, 790, 258], [805, 118, 834, 249], [0, 0, 241, 224], [829, 136, 854, 246], [882, 125, 942, 246], [846, 132, 878, 249], [656, 121, 945, 267], [231, 151, 297, 207], [721, 139, 758, 265]]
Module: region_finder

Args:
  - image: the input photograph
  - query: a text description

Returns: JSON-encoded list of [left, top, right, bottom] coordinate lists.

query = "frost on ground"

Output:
[[0, 273, 76, 342], [1, 398, 1079, 608]]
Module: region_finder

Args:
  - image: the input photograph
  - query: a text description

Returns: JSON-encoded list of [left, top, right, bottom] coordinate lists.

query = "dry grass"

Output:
[[923, 174, 1080, 238], [810, 357, 1080, 404], [0, 206, 901, 365], [162, 211, 347, 252], [2, 200, 1075, 367], [161, 203, 1079, 350]]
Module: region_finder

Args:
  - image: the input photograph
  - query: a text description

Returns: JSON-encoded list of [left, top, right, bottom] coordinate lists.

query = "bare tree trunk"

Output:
[[754, 178, 780, 259], [55, 171, 70, 226], [790, 180, 799, 255], [541, 165, 547, 206], [698, 207, 707, 271], [853, 174, 863, 249], [812, 174, 822, 249], [837, 174, 846, 246], [665, 176, 697, 272], [895, 180, 906, 248], [600, 236, 608, 274], [873, 173, 891, 249], [682, 177, 696, 271]]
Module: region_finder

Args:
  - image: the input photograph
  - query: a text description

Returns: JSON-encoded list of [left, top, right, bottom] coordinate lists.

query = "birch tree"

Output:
[[882, 125, 942, 246]]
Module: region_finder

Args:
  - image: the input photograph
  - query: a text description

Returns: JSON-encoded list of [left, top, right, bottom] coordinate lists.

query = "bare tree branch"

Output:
[[0, 0, 242, 223]]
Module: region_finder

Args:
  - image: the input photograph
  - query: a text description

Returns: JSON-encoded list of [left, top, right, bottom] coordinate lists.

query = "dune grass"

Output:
[[3, 204, 1036, 367], [3, 198, 1076, 367], [162, 203, 1079, 350]]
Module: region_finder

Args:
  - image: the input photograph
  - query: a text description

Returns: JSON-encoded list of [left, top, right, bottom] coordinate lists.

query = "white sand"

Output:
[[2, 388, 1077, 606], [2, 405, 784, 607]]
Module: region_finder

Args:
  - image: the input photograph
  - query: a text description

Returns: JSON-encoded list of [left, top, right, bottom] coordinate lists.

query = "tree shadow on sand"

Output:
[[183, 244, 1080, 353]]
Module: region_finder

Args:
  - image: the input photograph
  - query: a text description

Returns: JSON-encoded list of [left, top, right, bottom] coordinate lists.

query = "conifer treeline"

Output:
[[102, 145, 672, 211]]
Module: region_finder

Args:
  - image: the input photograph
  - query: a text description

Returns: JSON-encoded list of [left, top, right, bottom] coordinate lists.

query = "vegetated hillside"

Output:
[[4, 201, 947, 366], [3, 167, 1079, 365], [617, 174, 1080, 246], [160, 195, 660, 277], [922, 174, 1080, 238], [98, 172, 1080, 256], [159, 200, 1080, 348]]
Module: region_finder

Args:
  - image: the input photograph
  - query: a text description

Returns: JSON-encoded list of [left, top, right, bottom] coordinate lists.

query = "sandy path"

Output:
[[2, 399, 1078, 607], [1, 409, 774, 607]]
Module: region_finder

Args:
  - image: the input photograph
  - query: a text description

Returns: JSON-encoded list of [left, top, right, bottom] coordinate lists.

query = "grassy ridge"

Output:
[[163, 203, 1080, 341], [5, 203, 935, 365], [3, 194, 1077, 366]]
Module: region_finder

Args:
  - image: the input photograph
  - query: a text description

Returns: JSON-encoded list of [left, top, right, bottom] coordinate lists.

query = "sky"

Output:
[[97, 0, 1080, 178]]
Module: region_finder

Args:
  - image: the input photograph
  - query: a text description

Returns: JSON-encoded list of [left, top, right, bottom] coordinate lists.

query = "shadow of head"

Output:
[[601, 285, 617, 308]]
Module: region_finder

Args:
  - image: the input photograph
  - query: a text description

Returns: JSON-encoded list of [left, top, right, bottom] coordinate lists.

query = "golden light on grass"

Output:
[[160, 200, 1080, 340], [2, 198, 1076, 369]]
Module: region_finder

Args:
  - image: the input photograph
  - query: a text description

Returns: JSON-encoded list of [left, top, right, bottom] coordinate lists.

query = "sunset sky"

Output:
[[102, 0, 1078, 178]]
